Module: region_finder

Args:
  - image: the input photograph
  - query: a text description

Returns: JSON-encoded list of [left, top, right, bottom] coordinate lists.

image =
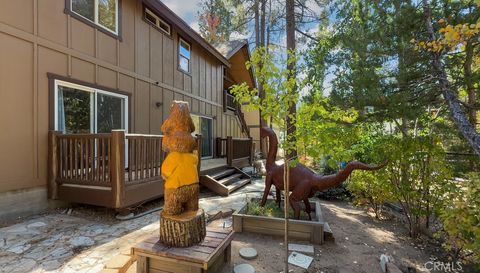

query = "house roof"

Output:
[[215, 39, 256, 89], [143, 0, 230, 67], [214, 39, 249, 59]]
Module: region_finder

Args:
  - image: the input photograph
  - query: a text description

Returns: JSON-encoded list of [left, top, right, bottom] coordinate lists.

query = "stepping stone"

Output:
[[288, 252, 313, 269], [234, 263, 255, 273], [288, 243, 314, 254], [239, 247, 258, 260]]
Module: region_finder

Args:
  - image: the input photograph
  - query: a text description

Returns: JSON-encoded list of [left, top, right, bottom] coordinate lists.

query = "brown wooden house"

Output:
[[0, 0, 254, 219]]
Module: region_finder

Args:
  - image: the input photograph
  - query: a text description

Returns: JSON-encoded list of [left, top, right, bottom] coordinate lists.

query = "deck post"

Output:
[[111, 130, 126, 208], [226, 136, 233, 166], [249, 137, 254, 165], [48, 131, 60, 199]]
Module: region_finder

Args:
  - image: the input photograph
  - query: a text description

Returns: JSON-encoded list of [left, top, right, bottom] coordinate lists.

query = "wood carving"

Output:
[[159, 101, 206, 247], [260, 127, 387, 220]]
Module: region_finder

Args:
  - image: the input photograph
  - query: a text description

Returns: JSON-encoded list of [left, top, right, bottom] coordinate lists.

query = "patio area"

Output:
[[0, 178, 264, 273]]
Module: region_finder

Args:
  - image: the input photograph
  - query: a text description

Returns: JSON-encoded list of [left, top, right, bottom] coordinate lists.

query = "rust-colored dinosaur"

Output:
[[260, 127, 387, 220]]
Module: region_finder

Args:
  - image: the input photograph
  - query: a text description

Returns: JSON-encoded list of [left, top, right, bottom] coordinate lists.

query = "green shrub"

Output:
[[348, 170, 393, 218], [438, 173, 480, 263]]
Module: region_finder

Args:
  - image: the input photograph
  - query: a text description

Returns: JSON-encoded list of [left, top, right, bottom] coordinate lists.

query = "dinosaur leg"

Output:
[[303, 198, 312, 221], [260, 174, 273, 207], [275, 186, 281, 208], [289, 194, 302, 220]]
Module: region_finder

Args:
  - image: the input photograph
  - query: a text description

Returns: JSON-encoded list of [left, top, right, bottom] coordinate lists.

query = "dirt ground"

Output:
[[221, 200, 464, 273]]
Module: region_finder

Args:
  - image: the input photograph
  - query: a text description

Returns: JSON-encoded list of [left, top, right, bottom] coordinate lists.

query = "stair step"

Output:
[[218, 173, 243, 185], [210, 168, 236, 180], [227, 178, 251, 193]]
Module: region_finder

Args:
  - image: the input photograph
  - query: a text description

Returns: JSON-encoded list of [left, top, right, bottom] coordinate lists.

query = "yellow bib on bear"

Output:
[[161, 152, 199, 189]]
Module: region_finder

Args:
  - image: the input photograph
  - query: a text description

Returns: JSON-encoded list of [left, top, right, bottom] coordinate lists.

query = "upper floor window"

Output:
[[144, 7, 171, 36], [71, 0, 118, 34], [179, 38, 191, 73]]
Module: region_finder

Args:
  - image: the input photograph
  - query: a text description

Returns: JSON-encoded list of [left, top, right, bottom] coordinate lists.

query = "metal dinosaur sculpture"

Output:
[[260, 127, 387, 220]]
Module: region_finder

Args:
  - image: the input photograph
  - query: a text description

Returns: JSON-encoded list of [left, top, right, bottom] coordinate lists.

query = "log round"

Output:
[[159, 209, 206, 247]]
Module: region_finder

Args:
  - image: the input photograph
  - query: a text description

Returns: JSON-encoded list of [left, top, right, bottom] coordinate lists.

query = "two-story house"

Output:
[[0, 0, 256, 220]]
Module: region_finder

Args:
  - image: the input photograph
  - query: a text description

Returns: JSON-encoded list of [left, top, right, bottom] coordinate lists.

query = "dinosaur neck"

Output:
[[313, 161, 387, 191], [262, 127, 278, 170]]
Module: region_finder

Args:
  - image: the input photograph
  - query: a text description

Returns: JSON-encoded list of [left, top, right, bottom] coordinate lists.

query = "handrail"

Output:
[[223, 90, 250, 137], [48, 130, 203, 208]]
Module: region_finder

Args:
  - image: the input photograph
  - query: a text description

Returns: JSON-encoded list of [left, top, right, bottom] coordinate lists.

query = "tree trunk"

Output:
[[159, 209, 206, 247], [422, 0, 480, 156], [286, 0, 297, 159], [464, 40, 477, 127]]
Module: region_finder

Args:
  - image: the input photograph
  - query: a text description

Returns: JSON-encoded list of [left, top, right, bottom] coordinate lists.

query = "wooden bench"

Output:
[[132, 227, 234, 273]]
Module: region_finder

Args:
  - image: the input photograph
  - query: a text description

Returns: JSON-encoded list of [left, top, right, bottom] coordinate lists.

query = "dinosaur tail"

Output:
[[315, 160, 388, 191], [260, 127, 278, 171]]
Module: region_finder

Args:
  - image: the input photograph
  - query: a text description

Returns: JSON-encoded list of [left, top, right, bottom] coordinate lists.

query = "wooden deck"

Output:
[[200, 158, 227, 172]]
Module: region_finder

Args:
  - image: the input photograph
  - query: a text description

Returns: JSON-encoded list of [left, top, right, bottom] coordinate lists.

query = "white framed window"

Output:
[[179, 38, 191, 73], [70, 0, 119, 35], [191, 115, 213, 158], [54, 80, 128, 134], [144, 7, 171, 36]]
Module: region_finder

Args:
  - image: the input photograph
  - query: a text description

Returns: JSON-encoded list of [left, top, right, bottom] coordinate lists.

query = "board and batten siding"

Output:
[[0, 0, 244, 194]]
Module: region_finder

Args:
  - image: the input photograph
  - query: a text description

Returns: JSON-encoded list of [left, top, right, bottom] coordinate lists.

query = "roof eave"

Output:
[[143, 0, 231, 67]]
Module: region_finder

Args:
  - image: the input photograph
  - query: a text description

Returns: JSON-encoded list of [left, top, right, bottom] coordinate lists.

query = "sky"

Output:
[[160, 0, 202, 33], [159, 0, 331, 96]]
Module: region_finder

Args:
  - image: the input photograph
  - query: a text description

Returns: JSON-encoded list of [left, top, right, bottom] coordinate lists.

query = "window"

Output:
[[54, 80, 128, 134], [191, 115, 213, 158], [144, 7, 171, 35], [70, 0, 118, 34], [179, 38, 191, 73]]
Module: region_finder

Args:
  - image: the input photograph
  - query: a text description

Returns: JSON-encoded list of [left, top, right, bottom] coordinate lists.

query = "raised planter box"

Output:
[[232, 199, 329, 245]]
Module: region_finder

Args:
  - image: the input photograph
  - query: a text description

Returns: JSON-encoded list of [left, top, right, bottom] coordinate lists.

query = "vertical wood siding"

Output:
[[0, 0, 244, 193]]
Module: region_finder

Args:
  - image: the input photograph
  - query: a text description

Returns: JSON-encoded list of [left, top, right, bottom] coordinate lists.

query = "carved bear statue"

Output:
[[160, 101, 199, 216]]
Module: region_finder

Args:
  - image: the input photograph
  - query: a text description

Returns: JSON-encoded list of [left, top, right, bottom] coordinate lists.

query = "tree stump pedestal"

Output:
[[159, 209, 206, 247]]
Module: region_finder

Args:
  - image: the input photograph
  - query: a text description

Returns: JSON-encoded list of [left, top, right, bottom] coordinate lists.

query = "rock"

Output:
[[69, 236, 95, 247], [386, 262, 403, 273], [27, 222, 47, 228], [239, 247, 258, 260], [288, 243, 314, 254], [41, 260, 62, 271], [380, 254, 393, 273], [234, 263, 255, 273], [7, 243, 31, 254], [11, 259, 36, 273], [6, 225, 27, 233], [288, 252, 313, 269]]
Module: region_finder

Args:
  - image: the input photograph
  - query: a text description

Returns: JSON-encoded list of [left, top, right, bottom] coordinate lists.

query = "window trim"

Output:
[[53, 79, 129, 134], [48, 73, 131, 131], [65, 0, 122, 41], [178, 37, 191, 74], [143, 6, 171, 36]]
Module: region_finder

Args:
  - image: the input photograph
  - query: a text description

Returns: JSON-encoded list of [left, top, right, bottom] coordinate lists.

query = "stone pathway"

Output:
[[0, 179, 265, 273]]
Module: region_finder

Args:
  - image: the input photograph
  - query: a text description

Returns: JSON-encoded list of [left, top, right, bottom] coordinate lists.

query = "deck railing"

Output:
[[226, 137, 254, 168], [216, 137, 228, 158], [48, 130, 202, 209]]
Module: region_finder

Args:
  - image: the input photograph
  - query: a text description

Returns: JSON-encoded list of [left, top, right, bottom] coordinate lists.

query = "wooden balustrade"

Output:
[[226, 136, 253, 168], [216, 137, 227, 158], [54, 132, 112, 187], [48, 130, 203, 209], [125, 134, 164, 185]]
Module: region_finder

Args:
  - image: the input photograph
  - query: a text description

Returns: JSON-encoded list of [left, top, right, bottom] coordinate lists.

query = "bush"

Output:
[[438, 173, 480, 263], [348, 171, 393, 218]]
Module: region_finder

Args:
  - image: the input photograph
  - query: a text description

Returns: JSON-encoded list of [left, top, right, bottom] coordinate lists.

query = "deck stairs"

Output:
[[200, 166, 251, 196]]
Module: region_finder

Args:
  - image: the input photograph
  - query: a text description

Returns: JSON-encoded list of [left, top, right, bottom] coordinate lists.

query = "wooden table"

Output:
[[132, 227, 234, 273]]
